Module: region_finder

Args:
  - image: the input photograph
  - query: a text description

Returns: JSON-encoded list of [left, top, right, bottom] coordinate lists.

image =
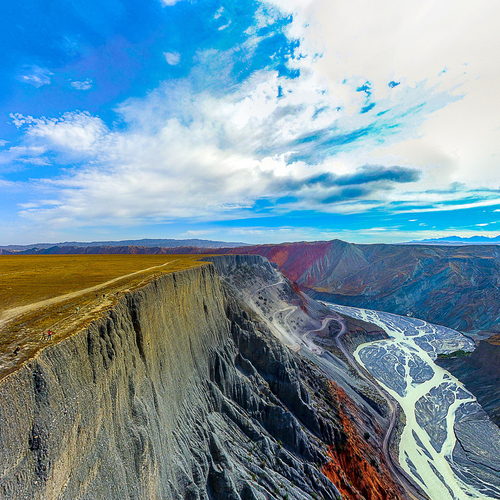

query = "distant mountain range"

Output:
[[211, 240, 500, 336], [0, 238, 249, 252], [406, 235, 500, 245], [3, 237, 499, 336]]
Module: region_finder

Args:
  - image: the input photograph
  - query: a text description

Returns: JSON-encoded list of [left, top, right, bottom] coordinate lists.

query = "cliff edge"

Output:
[[0, 260, 347, 499]]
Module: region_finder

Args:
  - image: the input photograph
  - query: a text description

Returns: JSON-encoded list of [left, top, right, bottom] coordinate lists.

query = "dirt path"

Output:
[[254, 277, 285, 295], [298, 306, 424, 498], [303, 316, 335, 354], [0, 259, 178, 331], [328, 312, 426, 500], [247, 274, 425, 497]]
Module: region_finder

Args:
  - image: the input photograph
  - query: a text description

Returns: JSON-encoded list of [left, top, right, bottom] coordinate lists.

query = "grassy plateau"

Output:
[[0, 254, 209, 380]]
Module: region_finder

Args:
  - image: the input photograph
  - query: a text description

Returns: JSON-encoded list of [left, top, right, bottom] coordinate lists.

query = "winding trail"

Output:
[[248, 275, 470, 498], [254, 277, 286, 295], [249, 277, 425, 497], [252, 278, 425, 498], [316, 311, 425, 500]]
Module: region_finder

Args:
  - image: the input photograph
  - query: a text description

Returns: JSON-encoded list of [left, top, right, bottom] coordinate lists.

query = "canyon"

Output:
[[14, 239, 499, 337], [218, 240, 500, 338], [328, 304, 500, 499], [0, 255, 402, 499], [1, 254, 499, 499]]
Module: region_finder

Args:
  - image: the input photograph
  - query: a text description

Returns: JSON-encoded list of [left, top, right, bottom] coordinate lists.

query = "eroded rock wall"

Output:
[[0, 263, 344, 499], [436, 334, 500, 426]]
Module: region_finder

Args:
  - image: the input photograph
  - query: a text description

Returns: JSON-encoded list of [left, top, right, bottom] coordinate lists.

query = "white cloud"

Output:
[[8, 70, 352, 224], [218, 21, 232, 31], [19, 66, 53, 88], [164, 52, 181, 65], [8, 0, 500, 231], [11, 112, 107, 153], [160, 0, 182, 6], [0, 179, 16, 188], [0, 144, 48, 169], [265, 0, 500, 191], [70, 79, 93, 90], [397, 198, 500, 214], [213, 7, 224, 19], [10, 63, 493, 227]]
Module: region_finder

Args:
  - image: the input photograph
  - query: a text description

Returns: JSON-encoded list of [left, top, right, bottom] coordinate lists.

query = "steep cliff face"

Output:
[[0, 263, 344, 499], [436, 334, 500, 426], [207, 240, 500, 336], [0, 256, 412, 499], [204, 255, 415, 499]]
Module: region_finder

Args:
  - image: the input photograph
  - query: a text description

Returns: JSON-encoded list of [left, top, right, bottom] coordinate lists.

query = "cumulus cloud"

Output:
[[8, 0, 499, 229], [18, 65, 53, 88], [164, 52, 181, 65], [265, 0, 500, 190], [70, 79, 93, 90], [12, 63, 435, 226]]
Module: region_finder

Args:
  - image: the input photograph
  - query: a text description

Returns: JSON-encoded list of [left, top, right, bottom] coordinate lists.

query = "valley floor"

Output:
[[327, 304, 500, 500]]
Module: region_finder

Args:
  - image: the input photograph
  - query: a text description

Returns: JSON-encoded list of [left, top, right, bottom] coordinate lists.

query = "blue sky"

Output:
[[0, 0, 499, 244]]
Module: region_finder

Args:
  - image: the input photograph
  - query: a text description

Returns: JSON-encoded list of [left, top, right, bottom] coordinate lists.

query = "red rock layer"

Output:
[[322, 382, 403, 500], [223, 241, 332, 283]]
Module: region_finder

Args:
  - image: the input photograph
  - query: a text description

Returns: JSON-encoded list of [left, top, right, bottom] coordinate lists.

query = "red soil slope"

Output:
[[322, 382, 402, 500]]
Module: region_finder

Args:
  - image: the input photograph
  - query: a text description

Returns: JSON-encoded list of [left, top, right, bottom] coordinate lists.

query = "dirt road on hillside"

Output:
[[326, 312, 426, 500]]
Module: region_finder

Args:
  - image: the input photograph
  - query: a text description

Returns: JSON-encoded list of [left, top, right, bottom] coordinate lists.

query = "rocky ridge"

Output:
[[436, 334, 500, 426], [0, 255, 408, 499]]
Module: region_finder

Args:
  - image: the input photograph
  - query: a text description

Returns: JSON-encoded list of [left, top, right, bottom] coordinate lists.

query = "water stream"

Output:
[[326, 304, 500, 500]]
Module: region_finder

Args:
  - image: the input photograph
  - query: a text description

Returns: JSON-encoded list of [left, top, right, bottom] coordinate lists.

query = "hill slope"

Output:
[[219, 240, 500, 336], [11, 239, 500, 335]]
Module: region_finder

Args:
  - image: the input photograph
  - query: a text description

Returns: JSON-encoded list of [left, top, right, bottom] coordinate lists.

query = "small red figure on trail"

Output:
[[40, 330, 55, 342]]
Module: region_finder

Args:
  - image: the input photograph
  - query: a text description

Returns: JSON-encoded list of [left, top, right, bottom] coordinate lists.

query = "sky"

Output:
[[0, 0, 499, 245]]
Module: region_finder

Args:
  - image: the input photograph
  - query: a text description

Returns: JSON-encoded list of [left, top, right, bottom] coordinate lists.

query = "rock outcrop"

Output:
[[0, 255, 409, 499], [436, 334, 500, 426]]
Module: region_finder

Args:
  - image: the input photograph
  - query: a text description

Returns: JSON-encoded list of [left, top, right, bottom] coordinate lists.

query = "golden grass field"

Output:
[[0, 254, 209, 379]]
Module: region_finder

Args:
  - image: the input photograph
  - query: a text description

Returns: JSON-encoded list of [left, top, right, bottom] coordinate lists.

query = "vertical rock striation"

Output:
[[0, 261, 348, 499], [436, 334, 500, 426]]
